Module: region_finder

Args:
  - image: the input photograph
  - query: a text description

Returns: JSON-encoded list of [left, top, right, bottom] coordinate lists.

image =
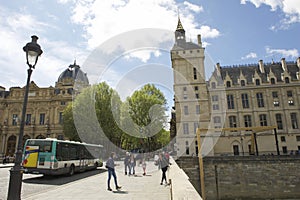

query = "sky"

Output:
[[1, 0, 300, 108]]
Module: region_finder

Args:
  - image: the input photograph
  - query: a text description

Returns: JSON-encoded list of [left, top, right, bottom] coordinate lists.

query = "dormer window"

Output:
[[285, 77, 290, 83], [241, 80, 245, 86], [270, 78, 275, 84], [255, 79, 260, 85], [211, 82, 216, 89], [226, 81, 231, 88]]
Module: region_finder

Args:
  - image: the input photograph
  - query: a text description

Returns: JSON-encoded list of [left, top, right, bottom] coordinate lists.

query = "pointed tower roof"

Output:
[[176, 17, 185, 32]]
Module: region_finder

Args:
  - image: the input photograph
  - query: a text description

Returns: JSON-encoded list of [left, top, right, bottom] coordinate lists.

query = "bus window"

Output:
[[27, 140, 52, 153]]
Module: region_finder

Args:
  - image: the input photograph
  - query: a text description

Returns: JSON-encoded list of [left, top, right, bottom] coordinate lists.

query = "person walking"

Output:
[[124, 152, 130, 175], [141, 155, 147, 176], [106, 152, 121, 191], [129, 154, 136, 175], [158, 153, 169, 185]]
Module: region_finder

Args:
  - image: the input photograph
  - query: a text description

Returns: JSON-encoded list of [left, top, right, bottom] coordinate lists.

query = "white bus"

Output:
[[22, 138, 103, 176]]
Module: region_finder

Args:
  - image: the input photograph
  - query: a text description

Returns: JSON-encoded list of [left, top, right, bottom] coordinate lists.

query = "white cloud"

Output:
[[183, 1, 203, 13], [241, 0, 300, 29], [266, 46, 299, 58], [198, 25, 220, 39], [241, 52, 257, 60], [0, 5, 86, 88], [70, 0, 220, 55]]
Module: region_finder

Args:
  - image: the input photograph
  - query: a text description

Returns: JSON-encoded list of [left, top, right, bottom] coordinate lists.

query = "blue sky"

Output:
[[0, 0, 299, 106]]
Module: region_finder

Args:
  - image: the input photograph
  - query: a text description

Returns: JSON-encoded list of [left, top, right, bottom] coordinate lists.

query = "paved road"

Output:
[[0, 161, 171, 200]]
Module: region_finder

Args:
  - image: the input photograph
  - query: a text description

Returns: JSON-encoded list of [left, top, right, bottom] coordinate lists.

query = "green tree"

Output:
[[125, 84, 169, 151]]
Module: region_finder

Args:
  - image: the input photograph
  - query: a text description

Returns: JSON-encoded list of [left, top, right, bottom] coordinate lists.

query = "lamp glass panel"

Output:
[[27, 50, 38, 66]]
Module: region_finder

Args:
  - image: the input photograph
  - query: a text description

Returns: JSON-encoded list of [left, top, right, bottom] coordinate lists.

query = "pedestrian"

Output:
[[106, 152, 121, 191], [158, 153, 169, 185], [124, 152, 130, 175], [141, 156, 147, 176], [129, 154, 136, 175]]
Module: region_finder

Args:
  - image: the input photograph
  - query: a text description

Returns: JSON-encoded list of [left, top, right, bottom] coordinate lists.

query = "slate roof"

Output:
[[215, 60, 299, 85]]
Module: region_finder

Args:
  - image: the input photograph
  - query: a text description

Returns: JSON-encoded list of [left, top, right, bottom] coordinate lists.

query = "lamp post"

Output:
[[7, 35, 42, 200]]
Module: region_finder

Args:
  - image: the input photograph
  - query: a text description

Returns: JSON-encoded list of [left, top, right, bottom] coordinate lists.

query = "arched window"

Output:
[[36, 135, 46, 139], [6, 135, 16, 156], [270, 78, 275, 84]]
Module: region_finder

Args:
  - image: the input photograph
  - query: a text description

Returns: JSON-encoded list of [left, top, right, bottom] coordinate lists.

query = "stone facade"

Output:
[[171, 18, 300, 157], [0, 62, 88, 157], [176, 156, 300, 200], [171, 18, 210, 157]]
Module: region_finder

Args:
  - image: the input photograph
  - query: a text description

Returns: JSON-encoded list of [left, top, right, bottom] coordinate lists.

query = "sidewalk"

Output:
[[22, 161, 171, 200], [0, 163, 14, 168]]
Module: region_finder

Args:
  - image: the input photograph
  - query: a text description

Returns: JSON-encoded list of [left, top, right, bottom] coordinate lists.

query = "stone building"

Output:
[[171, 18, 300, 157], [0, 61, 89, 157]]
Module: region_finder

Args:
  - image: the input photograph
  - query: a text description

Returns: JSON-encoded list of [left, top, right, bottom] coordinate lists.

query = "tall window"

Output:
[[25, 114, 31, 125], [256, 93, 264, 107], [193, 67, 197, 80], [59, 112, 63, 124], [244, 115, 252, 127], [272, 91, 278, 98], [291, 113, 298, 129], [183, 123, 189, 134], [229, 116, 237, 128], [184, 106, 189, 115], [12, 114, 18, 126], [185, 141, 190, 155], [287, 91, 293, 97], [227, 94, 235, 109], [275, 114, 283, 130], [196, 105, 200, 114], [213, 104, 219, 110], [214, 116, 221, 123], [39, 113, 45, 125], [183, 87, 187, 99], [259, 114, 268, 126], [241, 93, 249, 108], [212, 95, 218, 102]]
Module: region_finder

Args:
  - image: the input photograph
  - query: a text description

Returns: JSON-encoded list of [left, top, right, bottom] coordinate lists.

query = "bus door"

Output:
[[23, 145, 39, 168], [79, 148, 85, 170]]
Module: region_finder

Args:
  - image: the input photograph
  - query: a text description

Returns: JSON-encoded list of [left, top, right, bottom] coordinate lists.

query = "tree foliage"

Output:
[[62, 82, 170, 152]]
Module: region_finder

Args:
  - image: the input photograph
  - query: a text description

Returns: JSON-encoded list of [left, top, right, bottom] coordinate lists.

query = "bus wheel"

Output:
[[94, 162, 98, 169], [68, 165, 75, 176]]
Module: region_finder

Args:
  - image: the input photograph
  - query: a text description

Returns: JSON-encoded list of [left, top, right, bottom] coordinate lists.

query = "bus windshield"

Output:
[[26, 140, 53, 153]]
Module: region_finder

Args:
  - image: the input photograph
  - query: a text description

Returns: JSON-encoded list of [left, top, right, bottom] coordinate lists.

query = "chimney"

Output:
[[197, 34, 202, 47], [259, 60, 264, 73], [281, 58, 287, 71], [297, 57, 300, 68], [216, 62, 221, 71]]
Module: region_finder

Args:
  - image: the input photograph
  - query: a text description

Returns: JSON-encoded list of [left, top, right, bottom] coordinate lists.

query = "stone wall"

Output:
[[176, 156, 300, 200]]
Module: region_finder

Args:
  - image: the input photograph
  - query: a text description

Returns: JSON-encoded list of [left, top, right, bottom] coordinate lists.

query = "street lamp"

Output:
[[7, 35, 42, 200]]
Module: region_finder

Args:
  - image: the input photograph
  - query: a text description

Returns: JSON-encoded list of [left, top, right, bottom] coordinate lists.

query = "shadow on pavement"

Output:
[[113, 190, 128, 194], [22, 168, 106, 185]]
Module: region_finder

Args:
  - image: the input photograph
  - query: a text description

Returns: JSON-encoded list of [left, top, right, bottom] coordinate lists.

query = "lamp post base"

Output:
[[7, 167, 23, 200]]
